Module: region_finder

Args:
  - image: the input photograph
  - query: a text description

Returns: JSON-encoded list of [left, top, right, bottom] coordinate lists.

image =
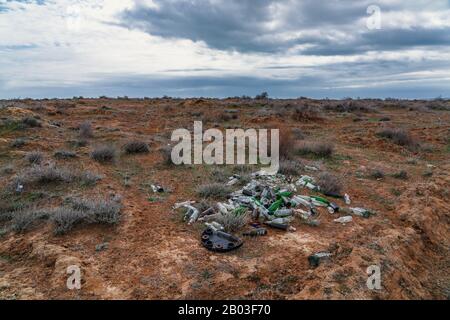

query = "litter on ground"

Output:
[[173, 170, 375, 254]]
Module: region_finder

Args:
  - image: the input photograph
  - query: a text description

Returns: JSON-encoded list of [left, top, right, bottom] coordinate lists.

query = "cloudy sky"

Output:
[[1, 0, 450, 99]]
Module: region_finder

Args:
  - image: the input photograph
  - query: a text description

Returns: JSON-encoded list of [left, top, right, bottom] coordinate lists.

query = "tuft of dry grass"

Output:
[[123, 140, 150, 154], [13, 164, 100, 188], [25, 151, 44, 165], [317, 172, 342, 196], [292, 105, 321, 121], [11, 208, 50, 233], [68, 197, 122, 224], [22, 116, 41, 128], [279, 129, 295, 160], [16, 164, 73, 185], [160, 145, 173, 165], [392, 170, 408, 180], [53, 197, 121, 235], [90, 145, 117, 163], [79, 171, 102, 186], [10, 138, 26, 148], [278, 159, 302, 176], [324, 100, 375, 113], [377, 128, 418, 149], [196, 183, 231, 199], [54, 150, 77, 159], [79, 121, 93, 139], [52, 208, 87, 235], [369, 169, 385, 179], [296, 141, 334, 158], [215, 208, 250, 233]]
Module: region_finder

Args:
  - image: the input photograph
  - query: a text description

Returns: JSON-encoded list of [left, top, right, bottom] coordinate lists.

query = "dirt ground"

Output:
[[0, 97, 449, 300]]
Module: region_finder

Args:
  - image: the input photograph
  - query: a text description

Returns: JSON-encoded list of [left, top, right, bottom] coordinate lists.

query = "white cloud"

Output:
[[0, 0, 449, 98]]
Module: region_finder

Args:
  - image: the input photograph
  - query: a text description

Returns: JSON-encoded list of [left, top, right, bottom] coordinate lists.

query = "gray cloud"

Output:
[[1, 0, 449, 99], [299, 27, 450, 55], [120, 0, 450, 54], [120, 0, 375, 53]]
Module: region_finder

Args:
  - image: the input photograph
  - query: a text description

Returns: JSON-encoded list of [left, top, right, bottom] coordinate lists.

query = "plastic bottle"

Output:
[[186, 206, 199, 225], [274, 209, 293, 217], [217, 203, 229, 214], [344, 193, 351, 205], [205, 222, 224, 231], [311, 196, 330, 206], [333, 216, 353, 224], [292, 195, 312, 208], [350, 207, 373, 218], [264, 220, 289, 230], [271, 217, 293, 224]]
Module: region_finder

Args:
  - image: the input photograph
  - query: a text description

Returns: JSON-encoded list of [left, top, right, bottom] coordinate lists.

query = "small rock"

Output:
[[95, 243, 109, 252]]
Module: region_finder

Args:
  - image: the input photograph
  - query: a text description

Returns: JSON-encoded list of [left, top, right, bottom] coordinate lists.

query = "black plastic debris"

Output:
[[201, 228, 243, 252], [308, 252, 332, 268]]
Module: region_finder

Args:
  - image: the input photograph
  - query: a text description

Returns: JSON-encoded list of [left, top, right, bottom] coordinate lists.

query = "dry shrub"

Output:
[[90, 145, 117, 163], [296, 141, 334, 158], [16, 164, 73, 185], [79, 171, 102, 186], [218, 113, 234, 122], [369, 169, 385, 179], [210, 167, 228, 183], [52, 208, 87, 235], [377, 128, 419, 150], [196, 183, 231, 199], [13, 164, 100, 188], [292, 105, 321, 121], [79, 121, 93, 139], [69, 197, 122, 224], [255, 92, 269, 100], [123, 140, 150, 154], [279, 129, 295, 160], [215, 208, 250, 232], [25, 151, 44, 165], [5, 197, 119, 235], [10, 138, 26, 148], [53, 197, 121, 235], [54, 150, 77, 159], [392, 170, 408, 180], [324, 100, 375, 113], [22, 116, 41, 128], [11, 208, 50, 233], [317, 172, 342, 196], [160, 145, 173, 165], [278, 160, 302, 176]]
